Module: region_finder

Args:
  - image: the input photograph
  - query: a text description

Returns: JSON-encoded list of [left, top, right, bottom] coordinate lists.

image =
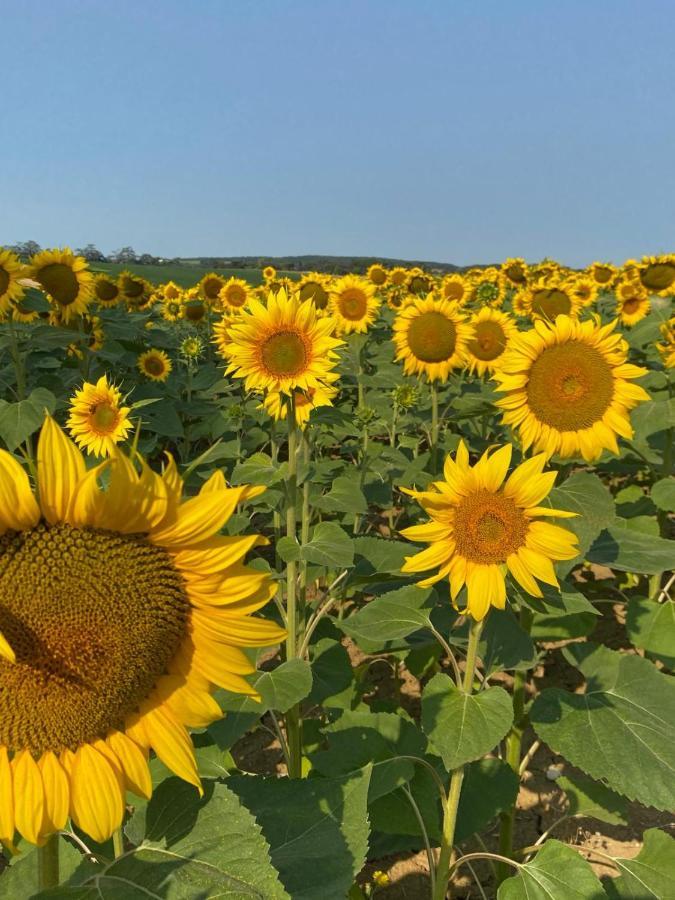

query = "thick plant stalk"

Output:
[[284, 395, 302, 777], [299, 428, 311, 602], [430, 381, 439, 473], [433, 617, 484, 900], [38, 834, 60, 890], [497, 604, 534, 884]]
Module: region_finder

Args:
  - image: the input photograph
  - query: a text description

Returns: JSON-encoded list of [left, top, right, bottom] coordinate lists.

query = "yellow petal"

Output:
[[37, 416, 85, 524], [12, 749, 45, 845], [140, 703, 202, 793], [69, 744, 125, 844], [38, 752, 69, 834], [0, 450, 40, 532], [517, 546, 559, 588], [151, 486, 251, 548], [474, 444, 512, 492], [465, 565, 492, 621], [399, 521, 453, 543], [401, 541, 453, 574], [0, 747, 15, 849], [506, 553, 543, 599], [0, 631, 15, 664], [106, 731, 152, 800]]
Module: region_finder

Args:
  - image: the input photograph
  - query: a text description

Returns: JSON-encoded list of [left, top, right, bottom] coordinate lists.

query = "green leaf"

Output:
[[3, 837, 83, 899], [626, 596, 675, 667], [314, 476, 368, 514], [604, 828, 675, 899], [308, 637, 354, 705], [352, 536, 415, 575], [301, 522, 354, 568], [421, 674, 513, 771], [557, 770, 629, 825], [530, 643, 675, 810], [230, 768, 371, 900], [631, 397, 675, 438], [455, 758, 520, 843], [337, 585, 435, 652], [231, 452, 285, 486], [587, 524, 673, 574], [651, 477, 675, 511], [497, 839, 604, 899], [479, 608, 538, 673], [0, 387, 56, 451], [530, 585, 600, 641], [543, 473, 616, 576]]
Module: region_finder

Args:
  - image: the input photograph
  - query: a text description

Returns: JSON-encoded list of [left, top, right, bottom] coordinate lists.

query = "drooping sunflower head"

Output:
[[221, 288, 343, 394], [298, 273, 330, 310], [218, 277, 251, 313], [464, 307, 518, 376], [469, 267, 507, 308], [93, 274, 121, 307], [138, 349, 173, 382], [614, 278, 651, 326], [588, 261, 617, 288], [0, 417, 282, 847], [638, 254, 675, 296], [329, 275, 380, 334], [261, 382, 338, 428], [29, 248, 93, 322], [367, 263, 388, 286], [392, 295, 473, 382], [493, 315, 650, 461], [441, 274, 469, 305], [0, 248, 26, 313], [199, 273, 226, 305], [182, 296, 208, 324], [501, 257, 529, 286], [263, 265, 277, 281], [400, 442, 579, 620], [406, 269, 432, 296], [66, 374, 132, 457], [521, 279, 581, 322], [389, 267, 407, 287], [118, 271, 152, 310]]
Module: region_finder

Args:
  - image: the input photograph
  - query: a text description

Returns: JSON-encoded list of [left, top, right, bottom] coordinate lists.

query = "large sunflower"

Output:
[[92, 274, 121, 307], [400, 443, 578, 620], [638, 254, 675, 296], [0, 248, 26, 314], [220, 288, 343, 394], [218, 277, 251, 313], [297, 273, 330, 310], [29, 249, 93, 323], [464, 307, 518, 376], [0, 418, 281, 847], [138, 349, 173, 382], [329, 275, 380, 334], [199, 273, 226, 305], [493, 315, 650, 461], [118, 272, 152, 310], [521, 279, 581, 322], [393, 295, 473, 382], [67, 375, 132, 457]]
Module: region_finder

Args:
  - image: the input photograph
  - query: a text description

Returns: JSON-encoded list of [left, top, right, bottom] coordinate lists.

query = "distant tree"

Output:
[[138, 253, 159, 265], [109, 246, 137, 264], [75, 243, 106, 262], [10, 240, 42, 259]]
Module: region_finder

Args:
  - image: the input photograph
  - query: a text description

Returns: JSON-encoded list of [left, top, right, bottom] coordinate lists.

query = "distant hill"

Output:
[[178, 255, 463, 275]]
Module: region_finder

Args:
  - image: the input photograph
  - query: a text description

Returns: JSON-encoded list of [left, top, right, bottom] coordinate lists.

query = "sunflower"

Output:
[[297, 273, 330, 310], [501, 257, 529, 286], [92, 275, 121, 307], [638, 254, 675, 296], [182, 289, 208, 324], [393, 295, 473, 382], [389, 267, 407, 287], [261, 383, 338, 428], [67, 375, 132, 457], [29, 249, 93, 323], [464, 307, 518, 376], [161, 281, 183, 301], [521, 279, 581, 322], [199, 273, 225, 305], [219, 277, 251, 313], [221, 288, 342, 395], [10, 297, 39, 324], [406, 269, 432, 296], [262, 265, 276, 281], [367, 263, 388, 286], [400, 443, 578, 620], [0, 249, 26, 313], [161, 297, 184, 322], [469, 267, 507, 308], [614, 278, 651, 326], [657, 317, 675, 368], [180, 335, 205, 360], [570, 276, 599, 308], [329, 275, 379, 334], [138, 349, 172, 382], [441, 274, 469, 305], [493, 315, 650, 461], [118, 272, 152, 310], [588, 262, 616, 288], [0, 417, 281, 848]]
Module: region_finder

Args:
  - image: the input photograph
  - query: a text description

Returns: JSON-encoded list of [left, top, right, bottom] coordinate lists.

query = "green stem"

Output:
[[497, 604, 534, 885], [433, 617, 484, 900], [113, 827, 124, 859], [284, 396, 302, 778], [430, 380, 439, 473], [37, 833, 60, 891], [299, 428, 311, 601]]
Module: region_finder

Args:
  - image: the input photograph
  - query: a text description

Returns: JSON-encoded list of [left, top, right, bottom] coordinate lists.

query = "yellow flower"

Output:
[[29, 248, 93, 323], [118, 271, 152, 310], [0, 249, 26, 314], [199, 273, 225, 305], [161, 280, 182, 301], [138, 349, 173, 382], [367, 263, 388, 286], [67, 375, 132, 457], [614, 278, 651, 326], [0, 417, 282, 847], [588, 261, 616, 288], [218, 277, 251, 313], [468, 267, 507, 308], [297, 273, 330, 310], [501, 257, 529, 286], [638, 254, 675, 296], [441, 274, 469, 305], [263, 265, 277, 281], [401, 442, 579, 620], [180, 335, 205, 360], [92, 274, 121, 307], [182, 297, 208, 324], [657, 317, 675, 368], [161, 296, 184, 322], [329, 275, 380, 334], [493, 315, 650, 461], [221, 289, 342, 395], [570, 276, 599, 308], [520, 279, 581, 322], [406, 268, 432, 295], [464, 307, 518, 375], [261, 383, 338, 428], [388, 266, 407, 287], [393, 295, 473, 382]]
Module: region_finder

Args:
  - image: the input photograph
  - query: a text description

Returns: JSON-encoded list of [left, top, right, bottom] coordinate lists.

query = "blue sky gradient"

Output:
[[3, 0, 674, 265]]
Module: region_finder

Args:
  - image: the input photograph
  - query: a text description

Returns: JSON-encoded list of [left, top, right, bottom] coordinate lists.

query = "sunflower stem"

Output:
[[496, 604, 534, 885], [37, 833, 60, 890], [433, 616, 484, 900], [284, 394, 302, 778], [430, 380, 439, 473], [113, 827, 124, 859], [299, 428, 311, 602]]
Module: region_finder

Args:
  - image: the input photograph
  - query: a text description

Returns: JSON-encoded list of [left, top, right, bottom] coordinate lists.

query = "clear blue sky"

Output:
[[4, 0, 674, 265]]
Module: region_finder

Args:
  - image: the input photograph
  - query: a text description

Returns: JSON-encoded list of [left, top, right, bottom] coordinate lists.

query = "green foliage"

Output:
[[497, 840, 605, 899], [604, 828, 675, 899]]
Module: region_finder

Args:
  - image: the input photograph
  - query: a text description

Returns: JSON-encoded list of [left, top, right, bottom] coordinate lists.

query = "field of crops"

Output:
[[0, 248, 673, 899]]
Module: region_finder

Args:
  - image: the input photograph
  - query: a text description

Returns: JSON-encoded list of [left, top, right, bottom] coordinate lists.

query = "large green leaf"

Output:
[[314, 476, 367, 514], [308, 637, 354, 705], [229, 768, 371, 900], [278, 522, 354, 568], [421, 674, 513, 771], [530, 643, 675, 810], [44, 779, 287, 899], [604, 828, 675, 899], [338, 585, 435, 652], [497, 839, 605, 899], [626, 596, 675, 667], [651, 477, 675, 511], [557, 770, 628, 825], [0, 388, 56, 451], [3, 837, 82, 899], [631, 397, 675, 438], [587, 524, 673, 574], [543, 473, 615, 575]]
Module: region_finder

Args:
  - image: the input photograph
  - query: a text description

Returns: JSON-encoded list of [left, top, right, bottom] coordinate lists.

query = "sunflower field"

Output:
[[0, 248, 673, 899]]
